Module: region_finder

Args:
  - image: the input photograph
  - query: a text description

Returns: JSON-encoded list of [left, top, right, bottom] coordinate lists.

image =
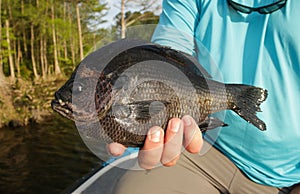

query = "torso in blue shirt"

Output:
[[152, 0, 300, 187]]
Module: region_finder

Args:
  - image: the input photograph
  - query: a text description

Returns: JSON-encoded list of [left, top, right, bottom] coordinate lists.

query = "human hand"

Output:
[[107, 115, 203, 169]]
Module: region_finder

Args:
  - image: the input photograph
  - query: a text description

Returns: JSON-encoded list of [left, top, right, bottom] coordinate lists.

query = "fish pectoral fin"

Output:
[[199, 117, 228, 132], [128, 100, 170, 120]]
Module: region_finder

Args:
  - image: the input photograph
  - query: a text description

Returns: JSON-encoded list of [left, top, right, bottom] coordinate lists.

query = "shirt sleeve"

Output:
[[151, 0, 200, 56]]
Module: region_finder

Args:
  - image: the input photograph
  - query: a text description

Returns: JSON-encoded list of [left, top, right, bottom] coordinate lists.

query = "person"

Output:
[[107, 0, 300, 193]]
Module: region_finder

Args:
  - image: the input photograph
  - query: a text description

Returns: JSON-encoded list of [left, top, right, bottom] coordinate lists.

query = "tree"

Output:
[[75, 2, 84, 60], [0, 0, 108, 80], [121, 0, 126, 38], [116, 0, 161, 38], [51, 2, 61, 75], [0, 0, 4, 83], [124, 11, 159, 40], [5, 19, 15, 80]]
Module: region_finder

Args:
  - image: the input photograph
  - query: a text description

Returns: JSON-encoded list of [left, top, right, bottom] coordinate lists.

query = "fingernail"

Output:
[[148, 127, 161, 143], [182, 116, 192, 127], [170, 120, 181, 133]]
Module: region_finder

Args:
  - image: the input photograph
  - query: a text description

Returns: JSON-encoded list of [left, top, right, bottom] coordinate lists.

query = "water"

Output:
[[0, 115, 102, 194]]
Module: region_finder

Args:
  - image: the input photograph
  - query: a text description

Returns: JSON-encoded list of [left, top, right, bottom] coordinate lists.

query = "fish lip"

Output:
[[51, 99, 99, 123], [51, 99, 75, 121]]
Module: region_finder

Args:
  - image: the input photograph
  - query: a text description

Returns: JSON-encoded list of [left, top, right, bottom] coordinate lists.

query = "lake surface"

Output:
[[0, 115, 102, 194]]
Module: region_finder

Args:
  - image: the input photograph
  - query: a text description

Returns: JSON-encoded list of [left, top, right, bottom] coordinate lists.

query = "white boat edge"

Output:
[[70, 152, 139, 194]]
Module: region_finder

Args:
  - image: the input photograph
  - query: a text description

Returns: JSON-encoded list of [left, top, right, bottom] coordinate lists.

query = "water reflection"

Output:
[[0, 114, 101, 194]]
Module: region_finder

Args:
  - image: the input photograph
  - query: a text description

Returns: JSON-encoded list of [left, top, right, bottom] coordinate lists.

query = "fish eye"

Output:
[[73, 82, 84, 94]]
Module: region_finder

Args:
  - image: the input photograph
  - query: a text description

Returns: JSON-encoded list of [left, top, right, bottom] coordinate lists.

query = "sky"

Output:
[[101, 0, 119, 28], [101, 0, 162, 28]]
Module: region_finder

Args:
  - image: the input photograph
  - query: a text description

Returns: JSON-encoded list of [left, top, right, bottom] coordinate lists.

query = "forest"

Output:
[[0, 0, 161, 127]]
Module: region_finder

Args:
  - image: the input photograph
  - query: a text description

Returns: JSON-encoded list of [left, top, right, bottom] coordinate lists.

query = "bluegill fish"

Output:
[[51, 39, 268, 147]]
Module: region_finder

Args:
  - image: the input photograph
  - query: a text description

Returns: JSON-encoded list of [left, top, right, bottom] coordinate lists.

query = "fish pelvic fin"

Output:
[[226, 84, 268, 131]]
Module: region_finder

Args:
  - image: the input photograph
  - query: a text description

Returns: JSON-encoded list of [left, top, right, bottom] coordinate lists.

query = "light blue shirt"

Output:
[[152, 0, 300, 187]]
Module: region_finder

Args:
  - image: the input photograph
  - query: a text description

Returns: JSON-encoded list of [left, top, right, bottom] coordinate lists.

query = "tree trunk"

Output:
[[76, 3, 84, 60], [31, 23, 39, 79], [0, 0, 5, 83], [21, 0, 28, 53], [63, 2, 68, 60], [16, 40, 22, 78], [70, 33, 76, 66], [40, 38, 46, 79], [93, 33, 97, 51], [68, 3, 75, 66], [43, 0, 49, 77], [6, 19, 15, 80], [51, 4, 61, 75], [121, 0, 126, 38], [43, 37, 48, 76]]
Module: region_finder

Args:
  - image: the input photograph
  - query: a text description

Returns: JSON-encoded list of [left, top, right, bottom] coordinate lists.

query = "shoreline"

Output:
[[0, 77, 66, 128]]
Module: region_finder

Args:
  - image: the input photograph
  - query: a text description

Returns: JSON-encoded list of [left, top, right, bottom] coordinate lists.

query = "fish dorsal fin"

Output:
[[141, 43, 212, 79], [177, 51, 212, 79]]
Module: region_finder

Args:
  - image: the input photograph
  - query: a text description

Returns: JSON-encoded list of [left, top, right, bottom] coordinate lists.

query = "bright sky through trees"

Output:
[[101, 0, 162, 28]]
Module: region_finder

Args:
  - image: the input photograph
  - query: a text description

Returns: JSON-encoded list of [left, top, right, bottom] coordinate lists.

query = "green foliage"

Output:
[[0, 0, 109, 80], [114, 10, 159, 40], [20, 63, 33, 80], [0, 0, 161, 80]]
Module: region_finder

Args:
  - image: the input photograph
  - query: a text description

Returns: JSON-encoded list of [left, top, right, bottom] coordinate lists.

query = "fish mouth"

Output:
[[51, 98, 100, 123], [51, 99, 75, 121]]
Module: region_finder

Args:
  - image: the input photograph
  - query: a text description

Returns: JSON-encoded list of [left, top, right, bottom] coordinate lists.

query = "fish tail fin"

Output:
[[226, 84, 268, 131]]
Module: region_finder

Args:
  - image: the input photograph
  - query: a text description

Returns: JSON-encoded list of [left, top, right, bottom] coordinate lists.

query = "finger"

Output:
[[182, 115, 203, 154], [107, 142, 127, 156], [138, 126, 164, 169], [161, 118, 183, 167]]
